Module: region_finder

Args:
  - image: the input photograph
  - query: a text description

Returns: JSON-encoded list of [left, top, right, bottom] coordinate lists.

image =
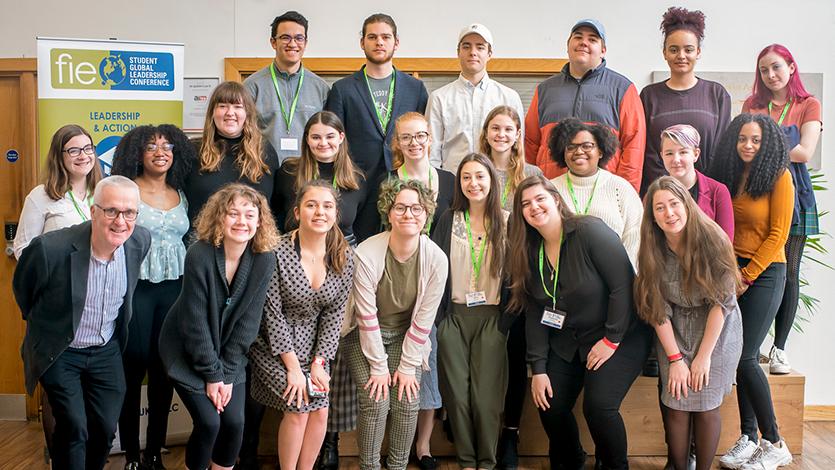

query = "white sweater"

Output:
[[551, 170, 642, 268]]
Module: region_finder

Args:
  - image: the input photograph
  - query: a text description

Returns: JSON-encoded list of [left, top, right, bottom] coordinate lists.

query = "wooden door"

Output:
[[0, 58, 40, 420]]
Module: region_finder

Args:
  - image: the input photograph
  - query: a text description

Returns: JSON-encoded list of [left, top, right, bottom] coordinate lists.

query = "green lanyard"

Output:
[[313, 173, 339, 189], [538, 232, 562, 309], [501, 183, 511, 207], [402, 167, 434, 232], [464, 211, 489, 282], [68, 189, 90, 221], [768, 97, 792, 127], [270, 62, 305, 135], [566, 172, 599, 215], [363, 67, 396, 131]]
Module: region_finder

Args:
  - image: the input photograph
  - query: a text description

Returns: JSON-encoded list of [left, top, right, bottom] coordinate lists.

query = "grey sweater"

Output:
[[243, 62, 330, 164], [159, 240, 276, 394]]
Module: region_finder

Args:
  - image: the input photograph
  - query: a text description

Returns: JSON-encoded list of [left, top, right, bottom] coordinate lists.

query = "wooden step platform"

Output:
[[257, 365, 804, 456]]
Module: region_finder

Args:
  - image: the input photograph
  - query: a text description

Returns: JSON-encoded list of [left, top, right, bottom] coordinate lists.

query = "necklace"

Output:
[[298, 239, 323, 265]]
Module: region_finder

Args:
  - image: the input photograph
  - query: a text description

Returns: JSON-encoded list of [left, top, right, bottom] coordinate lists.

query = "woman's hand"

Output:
[[586, 339, 617, 370], [531, 374, 552, 410], [690, 354, 711, 392], [206, 382, 224, 413], [365, 373, 391, 402], [392, 371, 420, 403], [283, 367, 309, 409], [310, 359, 331, 395], [668, 361, 691, 400]]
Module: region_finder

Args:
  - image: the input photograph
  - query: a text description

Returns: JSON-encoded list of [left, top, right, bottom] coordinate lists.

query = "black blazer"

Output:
[[12, 221, 151, 396], [325, 66, 428, 180]]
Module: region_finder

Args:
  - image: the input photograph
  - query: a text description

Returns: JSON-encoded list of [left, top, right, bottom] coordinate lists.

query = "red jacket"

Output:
[[524, 60, 645, 192]]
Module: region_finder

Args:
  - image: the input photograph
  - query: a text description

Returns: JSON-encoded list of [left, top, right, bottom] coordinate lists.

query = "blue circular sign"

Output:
[[6, 149, 19, 163]]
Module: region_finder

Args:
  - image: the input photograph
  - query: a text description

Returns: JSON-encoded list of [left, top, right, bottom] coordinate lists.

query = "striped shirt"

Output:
[[69, 244, 127, 348]]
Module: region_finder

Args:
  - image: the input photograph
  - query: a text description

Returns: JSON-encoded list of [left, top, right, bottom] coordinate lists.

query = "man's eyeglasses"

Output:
[[95, 204, 138, 221], [275, 35, 307, 45], [62, 145, 96, 157]]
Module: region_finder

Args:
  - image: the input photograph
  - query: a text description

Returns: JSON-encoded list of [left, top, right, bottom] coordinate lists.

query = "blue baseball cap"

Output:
[[571, 19, 606, 43]]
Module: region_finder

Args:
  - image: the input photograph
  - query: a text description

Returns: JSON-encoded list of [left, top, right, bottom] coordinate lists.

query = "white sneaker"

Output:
[[740, 438, 792, 470], [769, 346, 791, 374], [720, 435, 759, 469]]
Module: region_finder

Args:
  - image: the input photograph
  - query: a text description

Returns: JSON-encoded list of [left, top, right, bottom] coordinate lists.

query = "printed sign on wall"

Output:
[[37, 37, 185, 175]]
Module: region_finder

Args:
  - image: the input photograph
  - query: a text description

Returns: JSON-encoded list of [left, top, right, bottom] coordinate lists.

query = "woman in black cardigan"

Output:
[[505, 175, 651, 470], [159, 184, 279, 470]]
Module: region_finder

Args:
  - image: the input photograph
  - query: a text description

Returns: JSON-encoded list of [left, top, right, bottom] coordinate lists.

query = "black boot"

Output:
[[318, 432, 339, 470], [141, 451, 167, 470], [496, 428, 519, 470]]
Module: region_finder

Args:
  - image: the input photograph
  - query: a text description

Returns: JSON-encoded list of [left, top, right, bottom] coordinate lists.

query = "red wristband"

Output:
[[314, 357, 326, 366], [668, 353, 682, 362], [742, 276, 754, 286], [602, 337, 618, 350]]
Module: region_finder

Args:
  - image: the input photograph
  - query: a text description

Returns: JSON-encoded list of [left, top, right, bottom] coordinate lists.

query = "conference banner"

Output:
[[37, 37, 184, 175]]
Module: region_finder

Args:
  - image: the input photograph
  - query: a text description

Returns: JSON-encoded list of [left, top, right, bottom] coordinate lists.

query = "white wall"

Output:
[[2, 0, 833, 404]]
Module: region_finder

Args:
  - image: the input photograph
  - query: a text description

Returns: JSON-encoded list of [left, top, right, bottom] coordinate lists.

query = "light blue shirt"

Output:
[[70, 244, 127, 348], [137, 191, 189, 283]]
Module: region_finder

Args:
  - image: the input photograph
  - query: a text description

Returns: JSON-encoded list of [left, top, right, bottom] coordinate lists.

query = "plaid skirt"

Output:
[[790, 205, 820, 236], [327, 342, 359, 432]]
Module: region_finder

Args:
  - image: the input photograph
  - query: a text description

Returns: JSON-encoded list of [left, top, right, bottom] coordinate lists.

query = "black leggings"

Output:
[[736, 258, 785, 443], [177, 382, 246, 470], [665, 408, 721, 470], [537, 323, 651, 470], [119, 279, 180, 460], [773, 235, 805, 350], [503, 313, 527, 428]]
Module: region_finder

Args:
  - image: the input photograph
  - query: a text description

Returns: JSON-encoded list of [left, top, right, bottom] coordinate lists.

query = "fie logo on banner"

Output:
[[51, 48, 175, 91]]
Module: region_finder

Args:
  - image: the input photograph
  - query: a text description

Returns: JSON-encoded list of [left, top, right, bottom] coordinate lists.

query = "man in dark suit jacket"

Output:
[[13, 176, 151, 470], [325, 13, 429, 184]]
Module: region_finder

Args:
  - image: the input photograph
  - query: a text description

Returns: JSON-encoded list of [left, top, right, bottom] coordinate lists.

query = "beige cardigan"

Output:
[[341, 231, 448, 375]]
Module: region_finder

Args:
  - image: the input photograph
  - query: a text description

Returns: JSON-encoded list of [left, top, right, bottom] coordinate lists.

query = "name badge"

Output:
[[541, 307, 566, 329], [280, 138, 299, 151], [465, 291, 487, 307]]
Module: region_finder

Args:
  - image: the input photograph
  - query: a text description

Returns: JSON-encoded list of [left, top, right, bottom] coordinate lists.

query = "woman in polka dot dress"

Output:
[[247, 180, 355, 470], [110, 123, 196, 470]]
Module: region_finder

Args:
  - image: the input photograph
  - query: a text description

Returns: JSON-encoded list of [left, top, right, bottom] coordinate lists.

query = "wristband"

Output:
[[668, 352, 682, 362], [742, 276, 754, 286], [314, 357, 326, 367], [602, 337, 618, 350], [670, 357, 684, 365]]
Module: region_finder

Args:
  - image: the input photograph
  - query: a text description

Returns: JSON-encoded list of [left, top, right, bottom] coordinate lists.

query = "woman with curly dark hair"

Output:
[[185, 81, 280, 228], [636, 177, 742, 470], [548, 118, 643, 267], [742, 44, 822, 377], [505, 175, 650, 470], [639, 6, 731, 197], [111, 124, 196, 470], [708, 113, 794, 470]]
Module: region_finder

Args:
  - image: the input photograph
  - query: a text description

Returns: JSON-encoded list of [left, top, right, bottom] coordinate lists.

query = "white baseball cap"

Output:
[[458, 23, 493, 48]]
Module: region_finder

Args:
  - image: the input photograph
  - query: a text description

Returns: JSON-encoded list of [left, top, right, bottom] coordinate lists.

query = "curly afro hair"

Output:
[[661, 7, 706, 46], [707, 113, 789, 199], [548, 117, 619, 169], [111, 124, 196, 190]]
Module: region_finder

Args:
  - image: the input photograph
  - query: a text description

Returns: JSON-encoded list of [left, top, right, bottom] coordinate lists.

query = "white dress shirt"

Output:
[[426, 73, 524, 172]]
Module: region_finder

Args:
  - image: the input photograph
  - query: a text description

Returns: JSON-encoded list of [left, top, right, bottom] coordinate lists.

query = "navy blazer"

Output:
[[326, 66, 428, 180], [13, 221, 151, 396]]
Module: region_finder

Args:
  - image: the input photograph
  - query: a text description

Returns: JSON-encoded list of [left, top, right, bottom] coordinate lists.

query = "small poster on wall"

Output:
[[183, 77, 219, 132]]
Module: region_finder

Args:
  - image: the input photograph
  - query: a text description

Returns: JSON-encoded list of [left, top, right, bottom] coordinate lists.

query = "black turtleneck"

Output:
[[273, 159, 379, 241], [184, 136, 280, 226]]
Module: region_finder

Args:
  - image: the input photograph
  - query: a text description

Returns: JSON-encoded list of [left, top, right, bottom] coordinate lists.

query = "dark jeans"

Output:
[[503, 313, 527, 428], [537, 323, 651, 470], [119, 278, 181, 460], [736, 258, 785, 443], [176, 382, 246, 470], [39, 340, 126, 470]]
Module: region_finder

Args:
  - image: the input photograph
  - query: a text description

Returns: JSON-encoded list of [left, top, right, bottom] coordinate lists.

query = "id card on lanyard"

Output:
[[465, 210, 488, 307], [539, 233, 566, 329], [271, 62, 304, 149]]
